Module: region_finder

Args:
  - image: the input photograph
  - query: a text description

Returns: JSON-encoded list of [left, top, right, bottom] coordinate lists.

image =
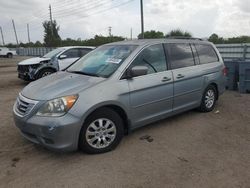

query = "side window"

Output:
[[167, 43, 195, 69], [195, 44, 219, 64], [130, 44, 167, 75], [79, 48, 92, 56], [63, 49, 80, 58]]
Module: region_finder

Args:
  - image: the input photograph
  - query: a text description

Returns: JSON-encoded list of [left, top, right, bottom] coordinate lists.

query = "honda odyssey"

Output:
[[13, 39, 226, 154]]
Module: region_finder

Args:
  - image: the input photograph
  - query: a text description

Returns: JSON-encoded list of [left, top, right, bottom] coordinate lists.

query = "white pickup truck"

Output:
[[0, 47, 17, 58]]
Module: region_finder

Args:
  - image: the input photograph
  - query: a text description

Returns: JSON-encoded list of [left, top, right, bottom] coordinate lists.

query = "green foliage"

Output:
[[61, 35, 125, 47], [64, 35, 125, 46], [5, 28, 250, 48], [166, 29, 192, 38], [137, 30, 164, 39], [43, 20, 61, 47], [5, 35, 125, 48], [208, 34, 250, 44]]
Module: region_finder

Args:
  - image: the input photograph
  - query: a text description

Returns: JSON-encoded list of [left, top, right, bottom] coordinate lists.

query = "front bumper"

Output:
[[13, 111, 82, 152], [18, 72, 31, 81], [17, 64, 40, 81]]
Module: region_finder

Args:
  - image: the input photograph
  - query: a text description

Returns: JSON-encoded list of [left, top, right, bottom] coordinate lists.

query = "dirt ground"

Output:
[[0, 56, 249, 188]]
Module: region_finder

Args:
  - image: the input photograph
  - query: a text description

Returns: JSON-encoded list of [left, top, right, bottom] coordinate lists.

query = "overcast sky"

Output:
[[0, 0, 250, 44]]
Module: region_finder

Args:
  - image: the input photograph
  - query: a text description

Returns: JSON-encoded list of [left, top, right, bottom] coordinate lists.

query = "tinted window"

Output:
[[130, 44, 167, 75], [167, 44, 195, 69], [63, 49, 80, 58], [195, 44, 219, 64], [80, 48, 92, 56], [43, 48, 65, 58]]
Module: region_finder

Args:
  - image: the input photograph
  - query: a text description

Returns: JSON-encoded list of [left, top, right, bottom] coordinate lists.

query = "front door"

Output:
[[58, 48, 80, 70], [127, 44, 174, 126]]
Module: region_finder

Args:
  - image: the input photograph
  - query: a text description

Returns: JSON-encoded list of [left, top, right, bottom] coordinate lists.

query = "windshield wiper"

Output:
[[67, 70, 100, 77]]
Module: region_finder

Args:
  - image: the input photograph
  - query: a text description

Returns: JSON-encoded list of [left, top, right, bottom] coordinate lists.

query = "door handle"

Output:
[[162, 77, 171, 82], [176, 74, 185, 79]]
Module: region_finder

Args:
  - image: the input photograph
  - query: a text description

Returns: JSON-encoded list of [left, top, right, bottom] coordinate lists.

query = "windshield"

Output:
[[67, 45, 138, 78], [43, 48, 65, 58]]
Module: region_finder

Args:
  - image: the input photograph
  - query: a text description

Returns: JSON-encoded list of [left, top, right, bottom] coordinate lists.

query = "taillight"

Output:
[[222, 66, 227, 76]]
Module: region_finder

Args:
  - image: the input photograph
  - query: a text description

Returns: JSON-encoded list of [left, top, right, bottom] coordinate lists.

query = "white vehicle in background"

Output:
[[0, 47, 17, 58], [17, 46, 95, 81]]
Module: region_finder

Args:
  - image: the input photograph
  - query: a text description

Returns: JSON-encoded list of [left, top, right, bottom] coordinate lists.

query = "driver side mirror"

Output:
[[59, 54, 67, 59], [126, 66, 148, 79]]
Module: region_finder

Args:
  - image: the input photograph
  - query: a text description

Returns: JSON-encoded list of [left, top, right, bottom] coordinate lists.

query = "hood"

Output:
[[18, 57, 51, 65], [21, 71, 106, 100]]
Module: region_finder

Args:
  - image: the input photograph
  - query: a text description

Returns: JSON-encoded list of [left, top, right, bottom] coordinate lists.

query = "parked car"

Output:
[[13, 39, 226, 154], [17, 46, 95, 81], [0, 47, 16, 58]]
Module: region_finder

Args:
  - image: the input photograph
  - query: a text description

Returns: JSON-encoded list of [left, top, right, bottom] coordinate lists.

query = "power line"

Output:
[[53, 0, 114, 18], [2, 0, 135, 43], [56, 0, 133, 20], [52, 0, 107, 11], [52, 0, 104, 10]]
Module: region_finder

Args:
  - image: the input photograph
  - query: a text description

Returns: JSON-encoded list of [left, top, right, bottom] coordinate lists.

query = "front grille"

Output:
[[14, 94, 38, 117], [17, 65, 29, 73]]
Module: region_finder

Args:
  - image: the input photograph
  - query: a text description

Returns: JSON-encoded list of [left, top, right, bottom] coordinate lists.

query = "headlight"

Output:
[[36, 95, 78, 117]]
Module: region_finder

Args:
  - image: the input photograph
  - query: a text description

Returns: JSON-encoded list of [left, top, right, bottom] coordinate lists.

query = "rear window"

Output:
[[195, 44, 219, 64], [167, 43, 195, 69]]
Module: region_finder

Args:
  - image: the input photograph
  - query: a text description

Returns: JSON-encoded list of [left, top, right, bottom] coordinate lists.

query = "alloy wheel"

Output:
[[205, 89, 215, 109], [85, 118, 117, 149]]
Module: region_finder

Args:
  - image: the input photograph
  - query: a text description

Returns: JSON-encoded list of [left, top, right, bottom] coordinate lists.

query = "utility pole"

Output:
[[140, 0, 144, 39], [108, 26, 112, 42], [12, 19, 19, 45], [130, 28, 133, 40], [49, 4, 53, 37], [0, 26, 5, 45], [108, 26, 112, 37], [27, 23, 31, 43]]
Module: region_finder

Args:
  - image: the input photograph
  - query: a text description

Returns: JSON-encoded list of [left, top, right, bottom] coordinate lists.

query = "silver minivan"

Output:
[[13, 39, 226, 154]]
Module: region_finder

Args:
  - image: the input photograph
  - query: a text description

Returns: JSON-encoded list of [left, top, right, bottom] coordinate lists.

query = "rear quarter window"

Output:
[[195, 44, 219, 64]]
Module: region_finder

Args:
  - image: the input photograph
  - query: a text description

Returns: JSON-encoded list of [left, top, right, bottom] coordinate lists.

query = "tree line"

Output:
[[2, 20, 250, 48]]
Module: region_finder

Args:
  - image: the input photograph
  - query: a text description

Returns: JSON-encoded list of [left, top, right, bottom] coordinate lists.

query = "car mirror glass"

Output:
[[59, 54, 67, 59]]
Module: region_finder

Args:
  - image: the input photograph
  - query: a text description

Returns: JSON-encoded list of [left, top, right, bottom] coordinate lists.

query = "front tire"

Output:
[[198, 85, 217, 112], [79, 108, 124, 154], [37, 69, 55, 79]]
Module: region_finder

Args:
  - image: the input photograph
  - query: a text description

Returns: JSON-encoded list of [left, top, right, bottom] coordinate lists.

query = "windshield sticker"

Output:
[[105, 57, 122, 64]]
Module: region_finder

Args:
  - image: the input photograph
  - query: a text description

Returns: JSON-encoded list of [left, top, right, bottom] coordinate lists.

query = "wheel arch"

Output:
[[35, 66, 57, 79], [208, 82, 219, 100], [7, 52, 13, 57], [82, 104, 130, 135]]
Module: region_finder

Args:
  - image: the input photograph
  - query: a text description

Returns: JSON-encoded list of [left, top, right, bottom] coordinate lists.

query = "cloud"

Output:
[[0, 0, 250, 44], [235, 0, 250, 13]]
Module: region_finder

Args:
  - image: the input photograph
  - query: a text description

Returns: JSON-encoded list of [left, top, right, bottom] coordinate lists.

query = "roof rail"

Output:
[[166, 36, 205, 41]]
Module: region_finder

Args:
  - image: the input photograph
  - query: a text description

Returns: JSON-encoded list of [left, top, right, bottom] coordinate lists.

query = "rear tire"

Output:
[[7, 53, 13, 58], [37, 69, 55, 79], [79, 107, 124, 154], [198, 85, 217, 112]]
